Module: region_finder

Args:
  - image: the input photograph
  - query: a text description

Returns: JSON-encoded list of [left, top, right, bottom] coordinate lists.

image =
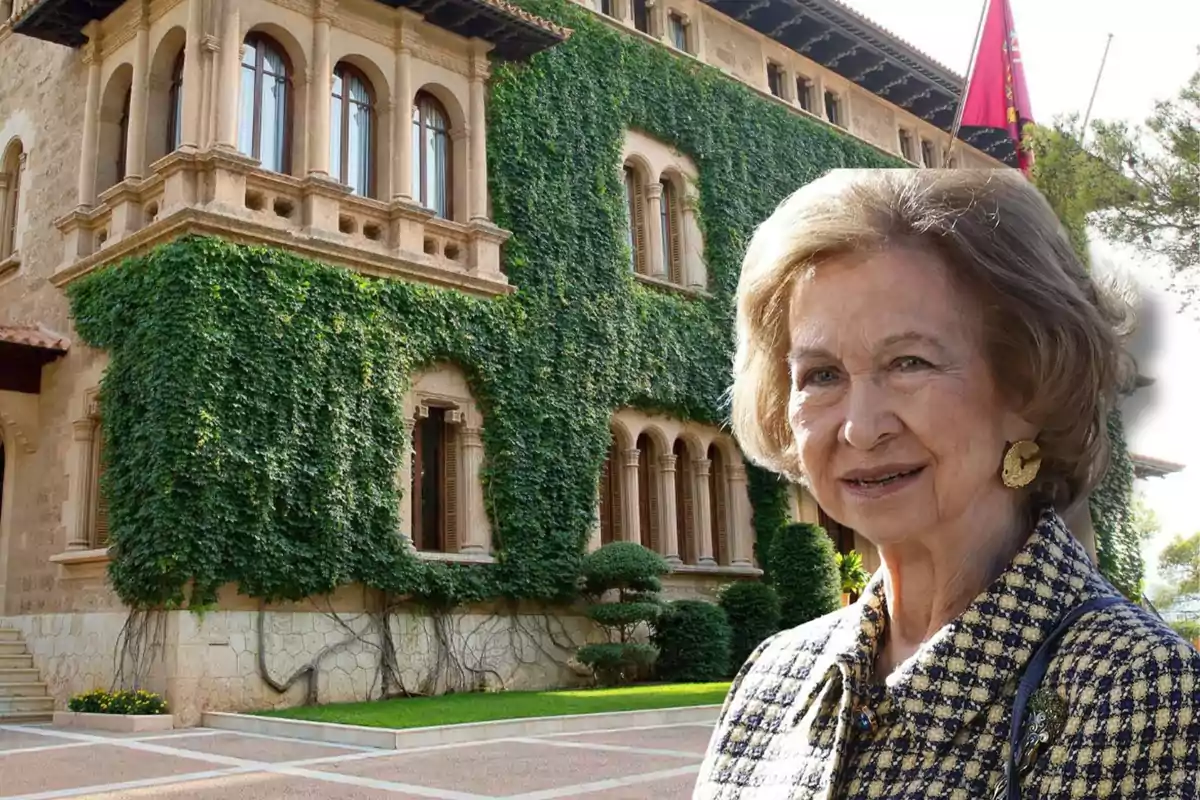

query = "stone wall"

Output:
[[3, 602, 603, 726]]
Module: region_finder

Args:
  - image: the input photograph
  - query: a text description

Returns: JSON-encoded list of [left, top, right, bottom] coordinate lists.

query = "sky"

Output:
[[837, 0, 1200, 592]]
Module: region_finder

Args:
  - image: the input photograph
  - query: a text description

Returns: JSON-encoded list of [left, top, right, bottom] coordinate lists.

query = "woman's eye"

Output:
[[892, 356, 932, 371], [801, 367, 841, 387]]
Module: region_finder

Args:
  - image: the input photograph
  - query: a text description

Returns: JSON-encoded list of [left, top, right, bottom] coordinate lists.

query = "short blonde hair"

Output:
[[731, 169, 1132, 512]]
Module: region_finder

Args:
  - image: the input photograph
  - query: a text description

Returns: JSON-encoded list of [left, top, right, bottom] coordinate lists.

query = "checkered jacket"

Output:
[[694, 510, 1200, 799]]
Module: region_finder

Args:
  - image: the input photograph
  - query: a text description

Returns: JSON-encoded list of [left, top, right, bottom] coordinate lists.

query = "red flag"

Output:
[[960, 0, 1035, 173]]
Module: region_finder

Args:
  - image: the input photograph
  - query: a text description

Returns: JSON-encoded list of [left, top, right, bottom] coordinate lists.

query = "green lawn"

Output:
[[257, 682, 732, 729]]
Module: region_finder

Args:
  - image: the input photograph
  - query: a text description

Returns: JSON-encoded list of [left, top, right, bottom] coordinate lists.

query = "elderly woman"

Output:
[[695, 170, 1199, 799]]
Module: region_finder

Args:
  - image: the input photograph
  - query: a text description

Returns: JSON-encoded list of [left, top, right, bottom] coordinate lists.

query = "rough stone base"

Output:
[[1, 604, 603, 726]]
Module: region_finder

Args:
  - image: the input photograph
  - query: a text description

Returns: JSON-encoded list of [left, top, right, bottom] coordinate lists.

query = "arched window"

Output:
[[331, 63, 375, 197], [239, 34, 291, 173], [636, 433, 661, 553], [167, 51, 185, 154], [411, 92, 450, 219], [660, 179, 683, 284], [0, 140, 23, 261], [115, 88, 131, 183], [623, 165, 647, 274], [708, 444, 729, 566], [411, 405, 459, 552], [598, 436, 622, 546]]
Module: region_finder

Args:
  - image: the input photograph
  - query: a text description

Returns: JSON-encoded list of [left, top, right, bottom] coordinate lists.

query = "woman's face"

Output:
[[787, 247, 1033, 547]]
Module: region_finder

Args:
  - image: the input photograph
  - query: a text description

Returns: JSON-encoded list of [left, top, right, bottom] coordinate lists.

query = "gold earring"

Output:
[[1001, 440, 1042, 489]]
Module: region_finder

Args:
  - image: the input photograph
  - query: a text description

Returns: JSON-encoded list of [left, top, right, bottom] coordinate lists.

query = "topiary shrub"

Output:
[[769, 522, 841, 629], [652, 600, 732, 683], [576, 542, 670, 684], [718, 580, 781, 675]]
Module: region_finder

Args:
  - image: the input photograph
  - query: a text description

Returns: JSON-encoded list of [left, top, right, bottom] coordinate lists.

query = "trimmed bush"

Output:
[[769, 522, 841, 629], [576, 542, 670, 684], [652, 600, 732, 683], [718, 580, 781, 674]]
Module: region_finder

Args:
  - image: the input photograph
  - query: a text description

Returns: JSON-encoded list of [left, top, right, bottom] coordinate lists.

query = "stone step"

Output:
[[0, 682, 48, 698], [0, 655, 33, 670], [0, 710, 53, 723], [0, 629, 20, 642], [0, 669, 40, 683], [0, 642, 28, 656], [0, 695, 54, 713]]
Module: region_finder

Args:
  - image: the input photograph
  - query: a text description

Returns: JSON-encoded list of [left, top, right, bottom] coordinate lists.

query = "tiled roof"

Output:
[[821, 0, 965, 84], [0, 324, 70, 353], [480, 0, 573, 41]]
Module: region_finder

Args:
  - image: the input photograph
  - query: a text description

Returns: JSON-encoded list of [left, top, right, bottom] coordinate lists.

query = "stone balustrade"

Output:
[[53, 149, 512, 296]]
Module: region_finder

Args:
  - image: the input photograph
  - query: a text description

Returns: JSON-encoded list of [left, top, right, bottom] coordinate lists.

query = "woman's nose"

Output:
[[839, 377, 901, 450]]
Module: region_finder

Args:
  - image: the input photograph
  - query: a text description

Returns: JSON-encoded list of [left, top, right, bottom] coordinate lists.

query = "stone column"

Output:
[[621, 447, 641, 545], [180, 0, 204, 148], [644, 182, 665, 278], [309, 3, 334, 177], [727, 464, 754, 568], [78, 24, 103, 206], [68, 419, 96, 550], [812, 72, 827, 121], [459, 426, 488, 554], [215, 1, 242, 150], [468, 45, 490, 221], [393, 42, 413, 201], [124, 18, 151, 180], [693, 458, 715, 565], [658, 453, 681, 565]]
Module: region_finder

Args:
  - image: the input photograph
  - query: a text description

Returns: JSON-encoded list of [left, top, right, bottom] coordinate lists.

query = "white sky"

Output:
[[837, 0, 1200, 591]]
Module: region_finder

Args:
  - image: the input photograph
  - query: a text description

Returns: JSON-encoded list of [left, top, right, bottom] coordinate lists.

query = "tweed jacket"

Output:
[[695, 510, 1200, 799]]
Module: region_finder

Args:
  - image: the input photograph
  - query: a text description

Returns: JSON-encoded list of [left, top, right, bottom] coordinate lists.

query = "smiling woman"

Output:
[[696, 169, 1200, 800]]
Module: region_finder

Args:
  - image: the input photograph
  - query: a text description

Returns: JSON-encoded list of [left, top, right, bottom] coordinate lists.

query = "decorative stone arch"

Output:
[[146, 25, 186, 167], [241, 22, 309, 176], [330, 54, 390, 200], [0, 136, 25, 262], [620, 130, 704, 288], [96, 63, 134, 194], [412, 82, 468, 222], [399, 364, 490, 559]]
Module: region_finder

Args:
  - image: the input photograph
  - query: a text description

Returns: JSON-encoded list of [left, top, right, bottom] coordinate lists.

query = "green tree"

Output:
[[1088, 62, 1200, 274], [1159, 532, 1200, 600], [768, 522, 841, 629]]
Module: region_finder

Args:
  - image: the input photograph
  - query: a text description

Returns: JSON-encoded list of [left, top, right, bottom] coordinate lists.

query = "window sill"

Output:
[[414, 549, 496, 565], [0, 252, 19, 281], [633, 272, 710, 298], [50, 547, 112, 567]]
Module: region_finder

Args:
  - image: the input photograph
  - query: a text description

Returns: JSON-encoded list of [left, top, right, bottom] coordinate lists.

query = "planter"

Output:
[[841, 593, 852, 607], [53, 711, 174, 733]]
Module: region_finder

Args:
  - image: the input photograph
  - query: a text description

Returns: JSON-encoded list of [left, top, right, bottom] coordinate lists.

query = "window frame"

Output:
[[824, 90, 842, 127], [796, 76, 814, 113], [660, 178, 683, 284], [239, 33, 293, 174], [412, 90, 453, 219], [668, 12, 688, 52], [0, 141, 22, 262], [766, 62, 785, 98], [167, 50, 185, 155], [331, 62, 376, 198]]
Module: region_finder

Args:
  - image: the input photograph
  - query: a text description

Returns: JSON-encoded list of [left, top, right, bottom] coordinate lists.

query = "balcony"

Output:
[[52, 149, 512, 297]]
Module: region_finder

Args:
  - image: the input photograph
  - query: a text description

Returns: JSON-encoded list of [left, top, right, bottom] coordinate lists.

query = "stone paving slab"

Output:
[[0, 742, 210, 797], [0, 715, 714, 799], [75, 772, 435, 799], [318, 739, 697, 796]]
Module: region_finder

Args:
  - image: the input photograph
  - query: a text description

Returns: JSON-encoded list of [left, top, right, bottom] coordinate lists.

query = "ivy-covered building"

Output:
[[0, 0, 1020, 723]]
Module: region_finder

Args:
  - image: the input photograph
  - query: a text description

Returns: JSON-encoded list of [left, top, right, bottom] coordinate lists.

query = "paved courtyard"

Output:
[[0, 718, 712, 799]]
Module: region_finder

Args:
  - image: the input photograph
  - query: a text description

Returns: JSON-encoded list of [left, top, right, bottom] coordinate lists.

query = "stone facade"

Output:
[[0, 0, 1003, 722]]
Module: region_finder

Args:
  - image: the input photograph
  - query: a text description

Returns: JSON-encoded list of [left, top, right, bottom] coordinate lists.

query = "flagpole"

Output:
[[1080, 33, 1114, 145], [945, 0, 990, 166]]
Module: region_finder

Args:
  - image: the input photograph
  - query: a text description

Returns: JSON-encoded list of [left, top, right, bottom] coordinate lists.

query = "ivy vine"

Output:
[[80, 0, 1129, 611]]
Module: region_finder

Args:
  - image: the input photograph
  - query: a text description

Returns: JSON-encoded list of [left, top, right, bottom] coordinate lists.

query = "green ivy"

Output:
[[1090, 410, 1142, 599], [68, 0, 899, 609]]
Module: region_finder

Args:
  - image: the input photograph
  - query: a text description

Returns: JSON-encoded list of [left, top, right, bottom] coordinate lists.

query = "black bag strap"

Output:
[[1004, 594, 1125, 800]]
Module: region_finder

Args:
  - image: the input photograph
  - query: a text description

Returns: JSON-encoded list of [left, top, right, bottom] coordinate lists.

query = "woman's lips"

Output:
[[839, 465, 926, 499]]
